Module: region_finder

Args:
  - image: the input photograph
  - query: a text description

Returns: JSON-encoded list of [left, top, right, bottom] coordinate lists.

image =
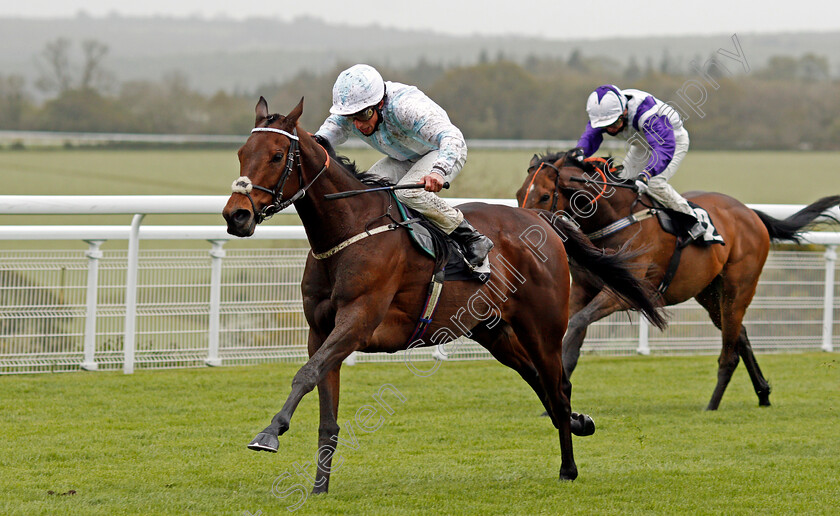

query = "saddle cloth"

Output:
[[654, 200, 725, 246]]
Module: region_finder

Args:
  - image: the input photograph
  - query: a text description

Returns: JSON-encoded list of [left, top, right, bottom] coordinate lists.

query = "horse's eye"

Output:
[[540, 194, 551, 202], [271, 152, 284, 163]]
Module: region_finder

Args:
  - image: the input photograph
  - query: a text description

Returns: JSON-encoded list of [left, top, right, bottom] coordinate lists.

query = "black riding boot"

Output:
[[449, 219, 494, 267]]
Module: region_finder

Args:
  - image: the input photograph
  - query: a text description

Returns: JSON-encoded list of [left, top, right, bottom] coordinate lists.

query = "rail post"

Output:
[[81, 240, 104, 371], [123, 214, 145, 374], [206, 240, 227, 366], [823, 245, 837, 352], [637, 315, 651, 355]]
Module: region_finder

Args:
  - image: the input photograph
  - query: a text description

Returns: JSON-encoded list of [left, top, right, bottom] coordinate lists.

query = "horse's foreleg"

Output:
[[313, 366, 341, 494], [248, 324, 362, 452]]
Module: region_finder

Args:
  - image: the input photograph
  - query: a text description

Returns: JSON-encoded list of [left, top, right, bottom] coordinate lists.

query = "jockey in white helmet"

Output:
[[315, 64, 492, 266], [568, 84, 705, 240]]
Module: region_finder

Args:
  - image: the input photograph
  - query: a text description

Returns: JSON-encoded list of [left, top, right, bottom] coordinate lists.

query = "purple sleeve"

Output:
[[641, 116, 676, 177], [575, 123, 604, 157]]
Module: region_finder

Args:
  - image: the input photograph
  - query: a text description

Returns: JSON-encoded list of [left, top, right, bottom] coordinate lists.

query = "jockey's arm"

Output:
[[576, 123, 604, 157], [640, 115, 677, 179], [314, 115, 351, 148], [391, 90, 467, 184]]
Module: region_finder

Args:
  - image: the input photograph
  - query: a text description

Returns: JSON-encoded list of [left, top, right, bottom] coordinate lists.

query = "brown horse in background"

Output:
[[516, 151, 840, 410], [223, 98, 666, 491]]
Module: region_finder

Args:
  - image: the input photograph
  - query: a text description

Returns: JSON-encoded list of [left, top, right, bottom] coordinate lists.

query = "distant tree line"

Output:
[[1, 39, 839, 150]]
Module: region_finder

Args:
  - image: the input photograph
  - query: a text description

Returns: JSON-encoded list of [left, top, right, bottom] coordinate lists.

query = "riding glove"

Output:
[[634, 174, 649, 194], [567, 147, 586, 163], [313, 133, 330, 149]]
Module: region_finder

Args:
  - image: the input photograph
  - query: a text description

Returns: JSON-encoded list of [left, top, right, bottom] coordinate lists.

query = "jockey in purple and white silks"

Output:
[[315, 64, 493, 267], [568, 84, 705, 240]]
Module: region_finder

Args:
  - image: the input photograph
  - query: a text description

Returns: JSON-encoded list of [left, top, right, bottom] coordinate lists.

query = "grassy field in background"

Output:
[[2, 147, 839, 204], [1, 354, 838, 515], [1, 147, 837, 249]]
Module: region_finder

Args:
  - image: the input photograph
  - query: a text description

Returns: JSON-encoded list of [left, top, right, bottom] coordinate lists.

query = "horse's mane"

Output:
[[534, 150, 628, 184], [314, 131, 394, 187]]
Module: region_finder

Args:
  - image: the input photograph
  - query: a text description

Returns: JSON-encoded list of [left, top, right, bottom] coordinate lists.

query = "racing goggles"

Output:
[[348, 106, 377, 122]]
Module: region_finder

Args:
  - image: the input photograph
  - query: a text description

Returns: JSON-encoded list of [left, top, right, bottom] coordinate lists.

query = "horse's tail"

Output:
[[538, 212, 668, 330], [752, 195, 840, 243]]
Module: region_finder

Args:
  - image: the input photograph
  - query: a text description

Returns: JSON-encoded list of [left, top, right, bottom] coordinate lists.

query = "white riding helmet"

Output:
[[586, 85, 627, 128], [329, 64, 386, 115]]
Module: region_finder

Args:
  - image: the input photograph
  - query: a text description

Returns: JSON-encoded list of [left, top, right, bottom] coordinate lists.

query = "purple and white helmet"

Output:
[[329, 64, 386, 116], [586, 85, 627, 128]]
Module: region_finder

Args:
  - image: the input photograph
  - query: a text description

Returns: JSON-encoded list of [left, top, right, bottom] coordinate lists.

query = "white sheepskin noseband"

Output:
[[232, 176, 253, 194]]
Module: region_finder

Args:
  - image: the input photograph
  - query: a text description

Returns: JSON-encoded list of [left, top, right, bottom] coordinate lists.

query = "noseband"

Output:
[[231, 127, 330, 223], [522, 161, 563, 212]]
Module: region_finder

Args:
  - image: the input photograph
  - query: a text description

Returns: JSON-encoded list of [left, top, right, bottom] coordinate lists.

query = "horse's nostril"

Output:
[[232, 209, 252, 225]]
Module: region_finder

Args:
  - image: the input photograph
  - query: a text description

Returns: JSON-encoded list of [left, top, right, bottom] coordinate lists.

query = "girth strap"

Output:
[[658, 236, 691, 294], [405, 270, 446, 347]]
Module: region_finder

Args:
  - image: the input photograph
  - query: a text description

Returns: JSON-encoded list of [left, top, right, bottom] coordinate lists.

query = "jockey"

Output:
[[314, 64, 493, 266], [568, 84, 705, 240]]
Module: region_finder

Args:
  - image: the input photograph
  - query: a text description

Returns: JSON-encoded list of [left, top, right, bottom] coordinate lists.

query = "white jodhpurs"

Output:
[[621, 128, 693, 216], [367, 149, 467, 234]]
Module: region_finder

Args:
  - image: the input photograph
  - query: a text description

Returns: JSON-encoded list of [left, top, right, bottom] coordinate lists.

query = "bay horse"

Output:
[[516, 151, 840, 410], [223, 98, 666, 491]]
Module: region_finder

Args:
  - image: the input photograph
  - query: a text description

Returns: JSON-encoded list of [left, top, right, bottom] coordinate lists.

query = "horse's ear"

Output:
[[255, 96, 269, 125], [287, 97, 304, 125], [557, 154, 567, 168]]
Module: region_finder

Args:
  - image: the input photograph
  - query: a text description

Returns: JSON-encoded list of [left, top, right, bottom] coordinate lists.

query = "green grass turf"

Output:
[[1, 354, 838, 515]]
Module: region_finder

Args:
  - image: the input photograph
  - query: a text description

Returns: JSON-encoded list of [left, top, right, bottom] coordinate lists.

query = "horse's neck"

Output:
[[294, 150, 390, 254], [579, 189, 638, 233]]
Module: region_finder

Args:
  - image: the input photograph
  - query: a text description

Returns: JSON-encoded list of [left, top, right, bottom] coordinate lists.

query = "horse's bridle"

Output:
[[231, 127, 330, 223], [521, 159, 609, 213]]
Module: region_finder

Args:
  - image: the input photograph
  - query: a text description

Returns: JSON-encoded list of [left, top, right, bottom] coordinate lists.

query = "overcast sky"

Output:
[[2, 1, 839, 39]]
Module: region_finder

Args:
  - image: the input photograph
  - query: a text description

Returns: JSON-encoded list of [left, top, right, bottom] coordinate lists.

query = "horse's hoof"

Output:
[[570, 412, 595, 436], [559, 467, 578, 481], [757, 387, 770, 407], [247, 432, 279, 452]]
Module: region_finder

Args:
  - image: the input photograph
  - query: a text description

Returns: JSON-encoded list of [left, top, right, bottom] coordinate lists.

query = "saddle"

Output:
[[389, 192, 490, 283], [649, 199, 725, 247]]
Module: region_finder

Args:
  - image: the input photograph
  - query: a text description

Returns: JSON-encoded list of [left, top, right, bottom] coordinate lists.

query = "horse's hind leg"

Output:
[[695, 274, 769, 409], [476, 323, 594, 436], [511, 317, 577, 481], [737, 328, 771, 406]]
